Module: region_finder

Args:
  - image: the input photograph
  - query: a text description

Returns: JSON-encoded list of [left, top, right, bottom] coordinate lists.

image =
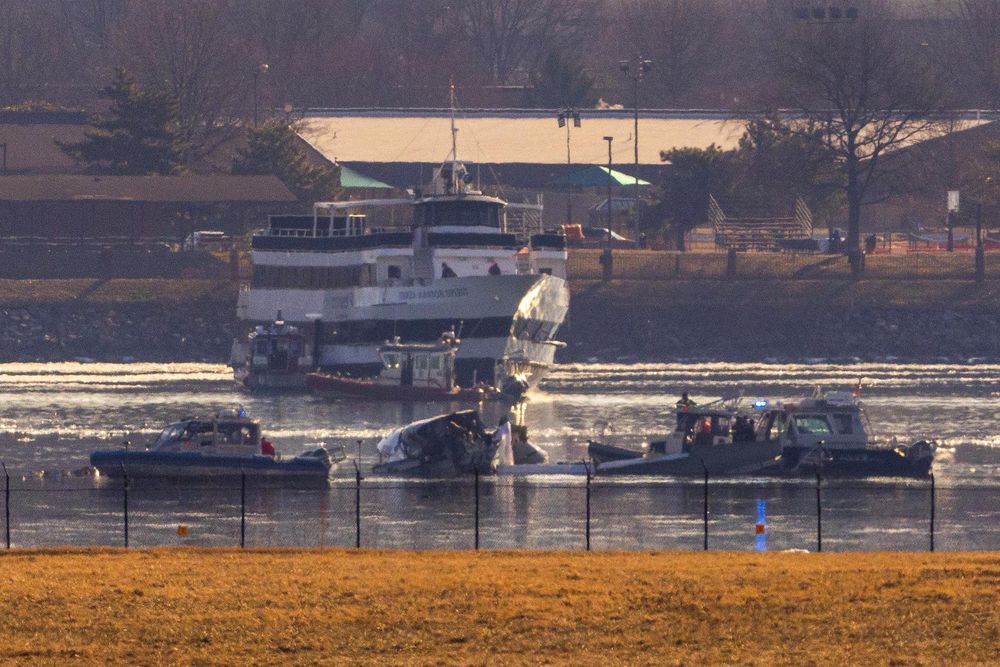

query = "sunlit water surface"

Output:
[[0, 361, 996, 550]]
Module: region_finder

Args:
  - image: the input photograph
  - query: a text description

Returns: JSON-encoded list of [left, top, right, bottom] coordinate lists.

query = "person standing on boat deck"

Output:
[[675, 391, 695, 428], [260, 437, 275, 457], [488, 261, 501, 275], [441, 262, 457, 278]]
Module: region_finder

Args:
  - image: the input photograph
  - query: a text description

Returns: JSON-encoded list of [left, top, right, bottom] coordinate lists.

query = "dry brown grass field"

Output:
[[0, 549, 997, 665]]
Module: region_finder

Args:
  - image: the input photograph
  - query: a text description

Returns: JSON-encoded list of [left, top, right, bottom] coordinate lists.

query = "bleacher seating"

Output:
[[709, 195, 813, 252]]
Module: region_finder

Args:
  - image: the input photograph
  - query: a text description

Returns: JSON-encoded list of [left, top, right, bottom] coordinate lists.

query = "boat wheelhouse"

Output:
[[238, 316, 312, 390], [305, 334, 488, 402], [752, 391, 934, 477]]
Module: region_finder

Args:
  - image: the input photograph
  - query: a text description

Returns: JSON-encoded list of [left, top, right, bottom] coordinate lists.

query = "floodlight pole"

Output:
[[603, 136, 614, 280], [252, 63, 270, 128], [621, 57, 652, 247], [557, 108, 581, 224]]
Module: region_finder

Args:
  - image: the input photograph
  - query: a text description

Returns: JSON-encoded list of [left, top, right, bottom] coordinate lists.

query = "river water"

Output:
[[0, 361, 997, 550]]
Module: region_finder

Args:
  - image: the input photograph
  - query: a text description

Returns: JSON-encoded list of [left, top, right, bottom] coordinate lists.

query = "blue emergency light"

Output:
[[752, 399, 769, 410]]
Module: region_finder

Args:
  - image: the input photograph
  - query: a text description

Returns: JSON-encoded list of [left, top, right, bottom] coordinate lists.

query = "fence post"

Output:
[[474, 468, 480, 551], [929, 473, 935, 553], [240, 471, 246, 549], [122, 466, 129, 549], [585, 461, 592, 551], [354, 461, 362, 549], [815, 471, 822, 553], [703, 465, 709, 551], [2, 460, 9, 550]]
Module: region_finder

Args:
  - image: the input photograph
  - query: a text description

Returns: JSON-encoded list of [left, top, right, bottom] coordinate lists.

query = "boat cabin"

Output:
[[753, 392, 870, 450], [150, 411, 261, 453], [649, 408, 738, 455], [247, 317, 312, 379], [376, 336, 461, 389]]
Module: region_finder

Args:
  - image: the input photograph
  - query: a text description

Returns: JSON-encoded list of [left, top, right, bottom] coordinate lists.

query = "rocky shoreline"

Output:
[[0, 301, 238, 362], [1, 279, 999, 364]]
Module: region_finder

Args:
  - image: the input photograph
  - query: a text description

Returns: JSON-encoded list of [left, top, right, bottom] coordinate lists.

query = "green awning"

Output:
[[548, 165, 652, 188], [339, 165, 393, 189]]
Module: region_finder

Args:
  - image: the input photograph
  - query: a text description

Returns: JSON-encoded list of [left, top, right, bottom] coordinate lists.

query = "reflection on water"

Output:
[[0, 361, 997, 482], [0, 361, 997, 550]]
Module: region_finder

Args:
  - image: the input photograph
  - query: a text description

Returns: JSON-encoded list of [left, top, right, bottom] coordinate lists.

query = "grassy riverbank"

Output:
[[0, 550, 997, 664]]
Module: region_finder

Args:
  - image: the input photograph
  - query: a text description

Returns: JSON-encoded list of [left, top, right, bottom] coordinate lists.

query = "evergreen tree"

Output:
[[659, 144, 736, 250], [732, 116, 841, 220], [232, 121, 339, 203], [524, 51, 598, 108], [60, 68, 187, 175]]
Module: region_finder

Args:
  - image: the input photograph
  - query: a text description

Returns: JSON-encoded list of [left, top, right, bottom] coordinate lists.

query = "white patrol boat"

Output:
[[752, 390, 934, 477], [231, 94, 569, 390], [90, 409, 340, 482]]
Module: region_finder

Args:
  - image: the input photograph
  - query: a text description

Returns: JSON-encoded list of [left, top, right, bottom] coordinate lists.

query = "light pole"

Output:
[[602, 135, 614, 281], [557, 108, 582, 224], [620, 56, 652, 246], [252, 63, 270, 128]]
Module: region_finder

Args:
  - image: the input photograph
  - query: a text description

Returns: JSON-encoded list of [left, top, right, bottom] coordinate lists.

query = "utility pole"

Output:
[[602, 136, 614, 281], [557, 109, 582, 224], [621, 57, 652, 246]]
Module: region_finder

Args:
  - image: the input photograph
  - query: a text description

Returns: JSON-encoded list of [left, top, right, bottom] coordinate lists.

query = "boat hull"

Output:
[[777, 445, 933, 478], [591, 440, 782, 477], [90, 450, 331, 481], [305, 372, 485, 402]]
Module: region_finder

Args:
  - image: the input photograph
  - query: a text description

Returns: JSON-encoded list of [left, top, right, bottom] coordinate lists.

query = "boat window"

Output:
[[154, 423, 186, 446], [759, 413, 787, 441], [387, 265, 402, 279], [416, 356, 427, 370], [793, 415, 833, 434], [218, 423, 254, 445], [832, 413, 854, 435], [430, 355, 441, 370]]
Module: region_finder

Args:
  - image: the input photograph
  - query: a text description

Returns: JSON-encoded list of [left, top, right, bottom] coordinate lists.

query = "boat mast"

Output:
[[449, 77, 458, 164]]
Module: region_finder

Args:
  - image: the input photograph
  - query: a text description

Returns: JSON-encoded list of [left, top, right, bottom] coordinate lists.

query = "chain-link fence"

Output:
[[1, 466, 997, 552]]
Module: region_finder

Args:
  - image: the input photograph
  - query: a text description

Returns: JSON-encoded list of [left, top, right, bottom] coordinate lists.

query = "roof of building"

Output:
[[297, 108, 996, 168], [339, 164, 393, 189], [297, 109, 749, 166], [0, 122, 87, 174], [0, 175, 297, 202], [549, 165, 652, 187]]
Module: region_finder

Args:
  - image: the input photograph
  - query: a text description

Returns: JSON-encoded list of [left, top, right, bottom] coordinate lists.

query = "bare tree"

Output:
[[760, 0, 945, 277], [239, 0, 374, 109], [0, 1, 71, 105], [617, 0, 725, 106], [946, 0, 1000, 107], [457, 0, 599, 85], [114, 0, 250, 166]]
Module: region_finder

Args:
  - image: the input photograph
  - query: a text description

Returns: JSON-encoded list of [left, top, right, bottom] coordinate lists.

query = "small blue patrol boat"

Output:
[[90, 409, 340, 482]]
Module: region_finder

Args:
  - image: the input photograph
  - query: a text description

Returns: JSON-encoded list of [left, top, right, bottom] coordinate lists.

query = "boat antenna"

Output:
[[449, 77, 459, 164]]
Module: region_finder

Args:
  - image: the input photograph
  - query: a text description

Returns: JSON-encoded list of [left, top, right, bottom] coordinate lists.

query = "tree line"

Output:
[[4, 1, 1000, 113], [11, 0, 1000, 276]]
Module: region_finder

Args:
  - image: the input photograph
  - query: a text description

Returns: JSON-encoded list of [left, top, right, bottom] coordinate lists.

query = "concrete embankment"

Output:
[[1, 278, 999, 363]]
